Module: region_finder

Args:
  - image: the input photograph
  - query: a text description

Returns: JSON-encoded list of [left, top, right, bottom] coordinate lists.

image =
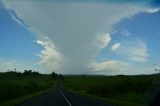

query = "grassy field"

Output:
[[1, 71, 159, 106], [61, 75, 159, 106], [0, 71, 55, 105]]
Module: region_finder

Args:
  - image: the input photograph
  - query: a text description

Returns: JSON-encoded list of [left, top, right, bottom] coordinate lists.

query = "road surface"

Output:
[[20, 84, 112, 106]]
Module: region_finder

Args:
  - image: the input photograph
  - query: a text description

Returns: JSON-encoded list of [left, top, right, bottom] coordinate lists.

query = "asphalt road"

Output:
[[20, 84, 112, 106]]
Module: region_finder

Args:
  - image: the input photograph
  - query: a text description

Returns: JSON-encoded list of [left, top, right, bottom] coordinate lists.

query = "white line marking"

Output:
[[59, 89, 72, 106]]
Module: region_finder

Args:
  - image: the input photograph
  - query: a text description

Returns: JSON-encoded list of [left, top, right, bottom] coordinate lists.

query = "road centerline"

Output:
[[59, 89, 72, 106]]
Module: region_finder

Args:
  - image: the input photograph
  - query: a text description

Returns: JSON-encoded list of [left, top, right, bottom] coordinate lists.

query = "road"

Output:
[[20, 84, 112, 106]]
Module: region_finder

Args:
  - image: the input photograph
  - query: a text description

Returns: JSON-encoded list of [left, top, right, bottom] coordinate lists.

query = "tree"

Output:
[[50, 72, 58, 80], [32, 71, 40, 76], [23, 70, 32, 75], [58, 74, 64, 80]]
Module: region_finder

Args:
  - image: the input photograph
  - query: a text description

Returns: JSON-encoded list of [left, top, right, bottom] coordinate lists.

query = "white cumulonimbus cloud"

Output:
[[1, 1, 152, 74], [101, 33, 111, 49], [36, 39, 62, 71], [93, 33, 111, 50]]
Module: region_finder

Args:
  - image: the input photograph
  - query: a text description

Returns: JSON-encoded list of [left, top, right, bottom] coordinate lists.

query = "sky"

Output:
[[0, 0, 160, 75]]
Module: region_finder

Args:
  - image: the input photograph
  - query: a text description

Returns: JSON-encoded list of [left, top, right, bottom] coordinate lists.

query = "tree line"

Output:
[[5, 69, 64, 80]]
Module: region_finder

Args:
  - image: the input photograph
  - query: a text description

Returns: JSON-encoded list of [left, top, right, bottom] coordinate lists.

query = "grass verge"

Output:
[[0, 88, 54, 106], [64, 88, 146, 106], [61, 75, 152, 106]]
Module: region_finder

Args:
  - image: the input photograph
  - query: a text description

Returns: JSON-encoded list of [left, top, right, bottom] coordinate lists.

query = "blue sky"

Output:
[[0, 7, 41, 59], [0, 0, 160, 74], [0, 3, 42, 71], [97, 10, 160, 62], [96, 9, 160, 74]]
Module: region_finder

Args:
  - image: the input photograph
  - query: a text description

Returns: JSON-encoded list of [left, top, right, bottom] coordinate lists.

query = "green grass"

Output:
[[63, 87, 145, 106], [83, 93, 145, 106], [61, 75, 157, 106], [0, 72, 55, 104], [0, 88, 53, 106]]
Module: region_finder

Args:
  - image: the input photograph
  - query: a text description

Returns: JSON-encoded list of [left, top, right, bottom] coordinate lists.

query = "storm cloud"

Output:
[[1, 1, 150, 74]]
